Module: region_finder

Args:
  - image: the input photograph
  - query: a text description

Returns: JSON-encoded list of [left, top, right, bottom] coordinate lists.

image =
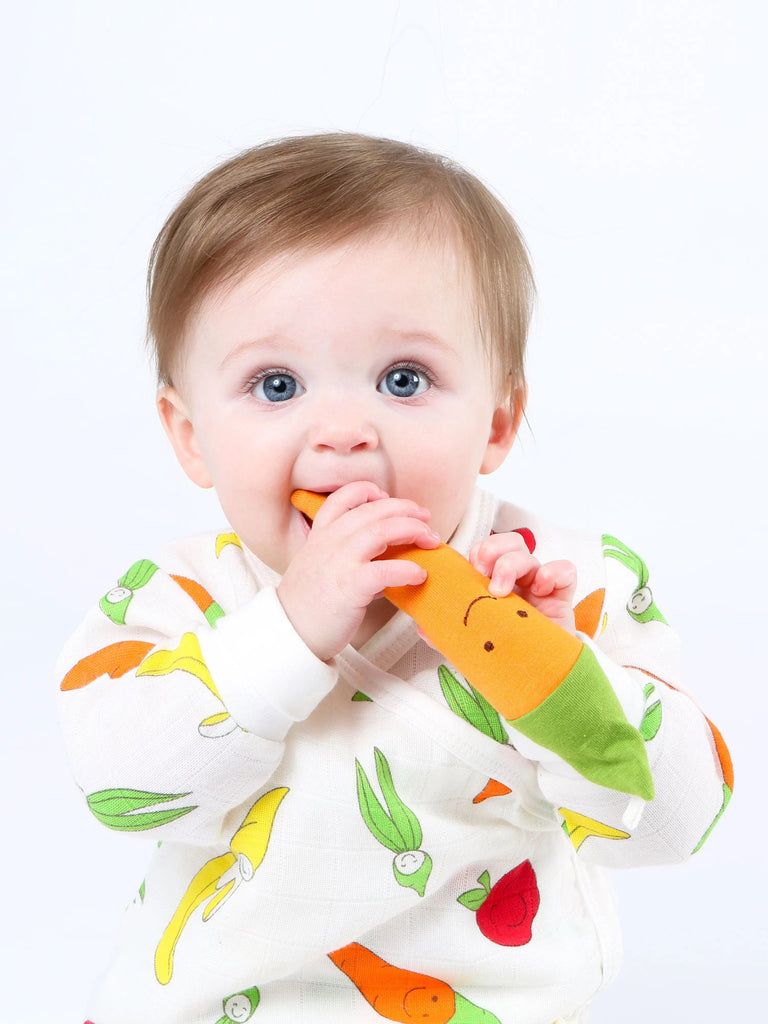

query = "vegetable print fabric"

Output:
[[58, 488, 731, 1024]]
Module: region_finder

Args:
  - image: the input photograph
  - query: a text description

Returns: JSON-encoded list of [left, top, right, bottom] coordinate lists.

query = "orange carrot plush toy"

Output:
[[291, 490, 653, 801]]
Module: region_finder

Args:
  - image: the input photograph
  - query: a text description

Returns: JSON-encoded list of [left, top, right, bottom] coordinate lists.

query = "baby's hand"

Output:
[[469, 532, 577, 634], [278, 481, 441, 662]]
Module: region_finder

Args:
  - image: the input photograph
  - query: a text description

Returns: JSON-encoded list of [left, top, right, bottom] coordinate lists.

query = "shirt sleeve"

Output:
[[56, 536, 337, 847], [501, 527, 732, 867]]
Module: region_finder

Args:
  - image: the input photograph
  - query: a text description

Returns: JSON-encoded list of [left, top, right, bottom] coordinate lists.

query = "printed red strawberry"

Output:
[[513, 527, 536, 553], [457, 860, 540, 946]]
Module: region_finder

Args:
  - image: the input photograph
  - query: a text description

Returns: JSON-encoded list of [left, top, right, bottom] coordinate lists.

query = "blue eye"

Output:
[[251, 372, 302, 403], [379, 366, 430, 399]]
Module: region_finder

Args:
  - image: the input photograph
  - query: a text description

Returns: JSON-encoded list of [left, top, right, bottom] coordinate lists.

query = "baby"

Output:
[[58, 133, 732, 1024]]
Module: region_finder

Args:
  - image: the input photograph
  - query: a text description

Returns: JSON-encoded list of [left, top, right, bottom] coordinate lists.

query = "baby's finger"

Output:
[[470, 531, 531, 577], [316, 485, 432, 532], [350, 516, 441, 562], [311, 481, 390, 527], [486, 550, 542, 598], [529, 560, 578, 600], [358, 557, 429, 596]]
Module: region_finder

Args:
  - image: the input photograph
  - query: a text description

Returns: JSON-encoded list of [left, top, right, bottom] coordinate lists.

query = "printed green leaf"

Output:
[[120, 559, 160, 591], [602, 535, 647, 586], [351, 691, 372, 702], [438, 665, 507, 743], [89, 806, 196, 832], [457, 887, 488, 912], [692, 783, 732, 854], [355, 760, 407, 853], [87, 788, 191, 815], [468, 684, 508, 743], [86, 788, 196, 832], [640, 700, 662, 741], [374, 748, 422, 851], [439, 665, 481, 724], [457, 872, 491, 911]]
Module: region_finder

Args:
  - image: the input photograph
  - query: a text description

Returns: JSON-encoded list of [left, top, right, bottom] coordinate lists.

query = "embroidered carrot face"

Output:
[[292, 490, 653, 800]]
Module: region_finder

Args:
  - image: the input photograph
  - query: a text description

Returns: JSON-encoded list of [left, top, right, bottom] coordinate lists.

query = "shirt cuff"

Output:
[[197, 587, 338, 741]]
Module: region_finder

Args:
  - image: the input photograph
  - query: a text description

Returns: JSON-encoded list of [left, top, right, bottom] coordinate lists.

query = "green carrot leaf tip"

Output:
[[468, 683, 508, 743], [87, 788, 193, 814], [373, 748, 422, 851], [90, 805, 196, 831], [355, 761, 407, 853], [121, 559, 159, 590], [439, 667, 485, 729], [640, 700, 662, 741]]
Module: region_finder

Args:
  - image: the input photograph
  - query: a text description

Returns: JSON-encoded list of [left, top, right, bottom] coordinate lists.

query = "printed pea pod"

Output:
[[86, 788, 196, 831], [356, 748, 432, 897], [215, 985, 260, 1022]]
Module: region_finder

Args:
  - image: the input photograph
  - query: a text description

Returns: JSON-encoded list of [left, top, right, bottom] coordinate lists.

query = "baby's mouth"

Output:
[[293, 490, 331, 534]]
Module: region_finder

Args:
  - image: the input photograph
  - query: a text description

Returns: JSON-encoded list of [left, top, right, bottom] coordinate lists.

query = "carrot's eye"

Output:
[[484, 641, 494, 652], [517, 609, 528, 618]]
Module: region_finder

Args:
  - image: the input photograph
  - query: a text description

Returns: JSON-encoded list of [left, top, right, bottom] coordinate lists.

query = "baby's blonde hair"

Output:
[[147, 133, 534, 406]]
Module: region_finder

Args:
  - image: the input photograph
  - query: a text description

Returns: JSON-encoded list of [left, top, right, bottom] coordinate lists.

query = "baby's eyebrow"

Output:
[[384, 328, 455, 353], [218, 335, 295, 370]]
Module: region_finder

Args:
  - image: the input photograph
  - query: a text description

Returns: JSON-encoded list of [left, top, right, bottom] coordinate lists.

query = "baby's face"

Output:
[[159, 226, 519, 573]]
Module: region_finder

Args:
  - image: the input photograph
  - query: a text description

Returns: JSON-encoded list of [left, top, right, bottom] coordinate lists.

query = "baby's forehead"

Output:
[[201, 219, 475, 311]]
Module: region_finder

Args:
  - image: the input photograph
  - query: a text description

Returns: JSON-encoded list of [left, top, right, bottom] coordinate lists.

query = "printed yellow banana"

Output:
[[230, 786, 290, 870], [155, 851, 236, 985], [559, 808, 630, 851], [137, 632, 222, 701], [216, 532, 243, 557], [154, 787, 290, 984]]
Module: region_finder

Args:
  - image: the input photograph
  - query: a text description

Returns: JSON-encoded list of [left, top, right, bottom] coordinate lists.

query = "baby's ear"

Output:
[[156, 387, 213, 489], [480, 384, 526, 475]]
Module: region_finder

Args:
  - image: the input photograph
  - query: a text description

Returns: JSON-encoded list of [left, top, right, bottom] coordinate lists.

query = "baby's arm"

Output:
[[57, 539, 337, 847]]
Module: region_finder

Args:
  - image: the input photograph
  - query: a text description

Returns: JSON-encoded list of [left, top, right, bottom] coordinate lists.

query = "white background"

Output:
[[2, 1, 765, 1020]]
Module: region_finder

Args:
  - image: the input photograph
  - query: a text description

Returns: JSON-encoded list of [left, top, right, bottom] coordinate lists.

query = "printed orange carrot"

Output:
[[170, 574, 225, 626], [292, 490, 653, 799], [573, 588, 605, 637], [472, 779, 512, 804], [327, 942, 500, 1023], [60, 640, 154, 691]]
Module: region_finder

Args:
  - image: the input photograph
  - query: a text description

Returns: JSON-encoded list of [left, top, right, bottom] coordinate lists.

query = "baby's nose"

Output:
[[308, 413, 379, 453]]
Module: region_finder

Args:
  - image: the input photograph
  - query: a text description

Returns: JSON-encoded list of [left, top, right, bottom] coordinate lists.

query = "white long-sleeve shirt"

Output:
[[57, 488, 731, 1024]]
